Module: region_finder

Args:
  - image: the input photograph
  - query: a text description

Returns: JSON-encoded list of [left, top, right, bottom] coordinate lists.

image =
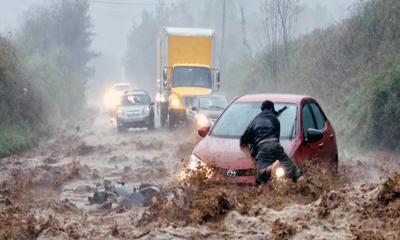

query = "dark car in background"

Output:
[[189, 94, 338, 184], [116, 90, 155, 132], [187, 95, 229, 128]]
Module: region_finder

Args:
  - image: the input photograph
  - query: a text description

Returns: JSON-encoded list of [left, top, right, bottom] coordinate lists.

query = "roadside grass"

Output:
[[0, 123, 41, 158]]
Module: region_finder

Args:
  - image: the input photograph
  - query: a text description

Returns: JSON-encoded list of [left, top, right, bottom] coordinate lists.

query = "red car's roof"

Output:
[[235, 94, 313, 104]]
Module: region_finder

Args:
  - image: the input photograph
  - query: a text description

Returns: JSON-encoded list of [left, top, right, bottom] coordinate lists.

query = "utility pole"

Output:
[[220, 0, 226, 75]]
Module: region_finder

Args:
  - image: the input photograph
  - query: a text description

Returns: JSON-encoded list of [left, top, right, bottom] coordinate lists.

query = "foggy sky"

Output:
[[0, 0, 357, 55], [0, 0, 358, 88], [0, 0, 153, 56]]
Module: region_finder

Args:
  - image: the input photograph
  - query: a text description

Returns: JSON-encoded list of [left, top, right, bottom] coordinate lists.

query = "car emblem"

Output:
[[226, 169, 237, 178]]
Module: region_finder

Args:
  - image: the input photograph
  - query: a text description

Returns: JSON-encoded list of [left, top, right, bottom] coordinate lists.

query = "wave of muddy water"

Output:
[[0, 110, 399, 239]]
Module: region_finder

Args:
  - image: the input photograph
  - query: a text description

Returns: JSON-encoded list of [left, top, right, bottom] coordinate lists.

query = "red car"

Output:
[[189, 94, 338, 184]]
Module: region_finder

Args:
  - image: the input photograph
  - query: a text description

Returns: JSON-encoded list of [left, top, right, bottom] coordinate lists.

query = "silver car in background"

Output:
[[116, 90, 155, 132], [187, 95, 229, 128]]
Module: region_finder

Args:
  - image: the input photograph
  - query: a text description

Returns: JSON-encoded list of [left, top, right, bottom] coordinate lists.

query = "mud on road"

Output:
[[0, 110, 399, 240]]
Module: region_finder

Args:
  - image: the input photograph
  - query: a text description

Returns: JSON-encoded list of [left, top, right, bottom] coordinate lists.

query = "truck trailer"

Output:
[[157, 27, 220, 128]]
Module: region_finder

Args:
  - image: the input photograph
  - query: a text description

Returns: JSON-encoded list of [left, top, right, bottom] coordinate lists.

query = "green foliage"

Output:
[[0, 0, 94, 157], [223, 0, 400, 150], [0, 37, 36, 157], [223, 56, 266, 98], [364, 60, 400, 149], [0, 37, 43, 125], [18, 0, 94, 118], [0, 125, 30, 158], [0, 122, 45, 158], [125, 10, 165, 92]]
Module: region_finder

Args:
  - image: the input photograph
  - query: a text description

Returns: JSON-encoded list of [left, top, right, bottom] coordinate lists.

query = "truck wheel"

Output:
[[168, 112, 175, 130]]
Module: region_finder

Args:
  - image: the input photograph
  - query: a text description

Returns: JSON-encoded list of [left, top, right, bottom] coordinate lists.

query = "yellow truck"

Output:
[[157, 27, 220, 128]]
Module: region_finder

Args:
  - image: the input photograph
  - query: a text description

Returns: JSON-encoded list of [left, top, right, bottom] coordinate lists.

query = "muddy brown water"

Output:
[[0, 111, 399, 239]]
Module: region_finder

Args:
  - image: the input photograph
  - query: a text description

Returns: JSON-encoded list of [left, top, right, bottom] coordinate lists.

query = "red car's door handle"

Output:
[[329, 134, 334, 139], [318, 143, 324, 148]]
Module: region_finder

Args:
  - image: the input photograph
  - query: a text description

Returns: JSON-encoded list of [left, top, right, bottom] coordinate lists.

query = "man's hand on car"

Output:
[[240, 144, 249, 152]]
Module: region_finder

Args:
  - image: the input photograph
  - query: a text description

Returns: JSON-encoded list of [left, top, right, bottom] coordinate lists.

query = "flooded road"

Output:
[[0, 109, 399, 239]]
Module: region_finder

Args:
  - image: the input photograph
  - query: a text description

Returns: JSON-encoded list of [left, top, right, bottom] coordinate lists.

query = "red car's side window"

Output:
[[302, 104, 316, 137], [309, 103, 326, 130]]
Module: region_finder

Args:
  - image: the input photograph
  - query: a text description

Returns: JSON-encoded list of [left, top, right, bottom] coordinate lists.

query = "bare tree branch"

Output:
[[240, 5, 252, 57], [261, 0, 300, 80]]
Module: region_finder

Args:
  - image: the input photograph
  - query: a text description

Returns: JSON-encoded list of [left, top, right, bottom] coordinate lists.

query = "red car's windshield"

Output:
[[211, 103, 297, 139]]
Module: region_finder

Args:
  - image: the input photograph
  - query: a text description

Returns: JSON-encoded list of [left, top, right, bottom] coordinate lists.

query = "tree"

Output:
[[17, 0, 95, 118], [124, 10, 163, 94], [261, 0, 300, 80], [240, 5, 252, 57], [262, 0, 279, 81], [276, 0, 300, 65]]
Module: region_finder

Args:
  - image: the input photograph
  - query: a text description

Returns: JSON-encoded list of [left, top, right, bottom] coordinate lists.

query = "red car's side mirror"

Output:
[[306, 128, 323, 143], [198, 125, 210, 138]]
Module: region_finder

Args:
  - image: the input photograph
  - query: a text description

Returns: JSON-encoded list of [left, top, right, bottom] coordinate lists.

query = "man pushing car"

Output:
[[240, 100, 302, 184]]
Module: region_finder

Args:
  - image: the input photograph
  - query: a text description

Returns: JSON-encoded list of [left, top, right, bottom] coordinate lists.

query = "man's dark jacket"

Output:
[[240, 110, 280, 155]]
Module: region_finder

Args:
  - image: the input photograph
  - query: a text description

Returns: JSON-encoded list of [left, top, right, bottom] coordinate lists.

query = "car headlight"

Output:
[[169, 94, 182, 108], [104, 90, 120, 109], [188, 154, 204, 171], [276, 167, 285, 178], [170, 98, 180, 108], [196, 114, 210, 128]]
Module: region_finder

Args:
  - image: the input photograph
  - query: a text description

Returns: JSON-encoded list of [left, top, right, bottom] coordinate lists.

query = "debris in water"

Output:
[[317, 191, 344, 218], [117, 192, 145, 208], [87, 180, 160, 209], [271, 219, 297, 240], [113, 182, 135, 196], [101, 201, 112, 210], [139, 183, 161, 206], [190, 188, 232, 224], [88, 191, 116, 205], [377, 173, 400, 205]]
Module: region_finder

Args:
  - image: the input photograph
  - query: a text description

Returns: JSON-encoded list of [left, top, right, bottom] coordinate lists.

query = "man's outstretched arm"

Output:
[[240, 122, 254, 150]]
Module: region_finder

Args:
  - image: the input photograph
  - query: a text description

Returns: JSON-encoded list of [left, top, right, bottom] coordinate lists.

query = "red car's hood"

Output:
[[193, 136, 295, 170]]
